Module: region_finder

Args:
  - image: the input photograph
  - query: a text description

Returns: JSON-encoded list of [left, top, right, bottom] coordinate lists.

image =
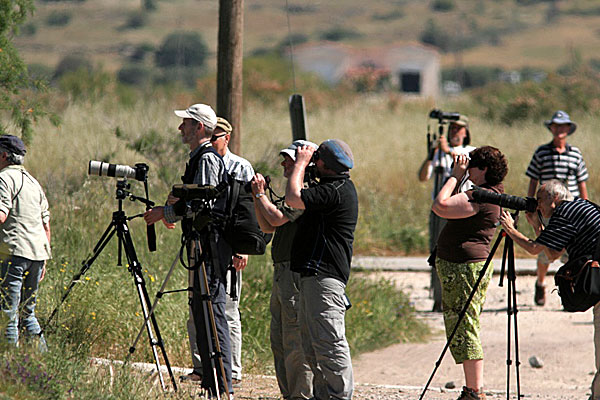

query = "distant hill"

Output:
[[14, 0, 600, 76]]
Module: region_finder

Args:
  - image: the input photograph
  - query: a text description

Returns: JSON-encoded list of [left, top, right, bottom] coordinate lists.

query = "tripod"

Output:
[[428, 119, 450, 312], [43, 179, 178, 392], [420, 212, 523, 400], [188, 225, 231, 399]]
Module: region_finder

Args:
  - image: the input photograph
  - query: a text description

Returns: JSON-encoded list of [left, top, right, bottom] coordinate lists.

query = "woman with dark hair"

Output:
[[432, 145, 508, 400]]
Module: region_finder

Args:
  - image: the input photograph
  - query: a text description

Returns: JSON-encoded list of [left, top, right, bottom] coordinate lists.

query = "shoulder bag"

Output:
[[554, 218, 600, 312]]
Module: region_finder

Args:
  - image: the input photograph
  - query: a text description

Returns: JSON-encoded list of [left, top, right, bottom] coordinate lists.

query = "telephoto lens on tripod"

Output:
[[471, 189, 538, 213], [89, 161, 149, 182], [429, 109, 461, 121]]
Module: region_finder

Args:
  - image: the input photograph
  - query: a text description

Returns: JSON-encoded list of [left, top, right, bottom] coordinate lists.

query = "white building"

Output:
[[292, 42, 441, 98]]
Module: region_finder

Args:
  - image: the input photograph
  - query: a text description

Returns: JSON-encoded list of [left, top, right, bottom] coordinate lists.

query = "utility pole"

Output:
[[217, 0, 244, 154]]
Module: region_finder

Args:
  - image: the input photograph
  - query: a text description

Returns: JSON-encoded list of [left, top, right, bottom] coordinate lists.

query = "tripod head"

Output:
[[111, 171, 156, 252]]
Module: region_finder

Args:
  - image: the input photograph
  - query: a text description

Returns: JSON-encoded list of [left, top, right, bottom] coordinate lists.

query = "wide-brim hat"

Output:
[[280, 140, 318, 161], [544, 110, 577, 135], [449, 115, 471, 146]]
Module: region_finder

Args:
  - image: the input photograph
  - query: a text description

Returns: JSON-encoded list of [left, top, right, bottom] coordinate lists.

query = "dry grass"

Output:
[[14, 0, 600, 73], [24, 94, 600, 256]]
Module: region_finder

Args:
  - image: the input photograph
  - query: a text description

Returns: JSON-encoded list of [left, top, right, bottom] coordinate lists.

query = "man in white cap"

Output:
[[144, 103, 234, 398], [251, 140, 316, 400], [285, 139, 358, 400], [525, 110, 589, 306]]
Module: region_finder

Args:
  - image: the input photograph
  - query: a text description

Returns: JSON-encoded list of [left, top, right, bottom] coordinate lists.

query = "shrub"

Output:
[[21, 22, 37, 36], [154, 31, 209, 69], [58, 68, 112, 100], [420, 18, 451, 52], [276, 33, 308, 54], [284, 3, 318, 13], [28, 63, 53, 82], [319, 26, 362, 42], [431, 0, 455, 12], [142, 0, 157, 11], [122, 11, 147, 30], [372, 10, 404, 21], [117, 64, 152, 86], [129, 43, 155, 62], [53, 54, 92, 80], [45, 10, 72, 27], [154, 66, 205, 85], [442, 65, 504, 89]]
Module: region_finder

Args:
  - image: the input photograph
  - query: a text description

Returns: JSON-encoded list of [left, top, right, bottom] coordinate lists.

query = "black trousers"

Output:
[[190, 233, 233, 395]]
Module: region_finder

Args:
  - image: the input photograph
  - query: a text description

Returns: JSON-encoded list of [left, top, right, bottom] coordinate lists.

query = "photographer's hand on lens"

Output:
[[166, 192, 180, 206], [439, 135, 451, 155], [251, 174, 266, 196], [451, 153, 469, 180], [295, 145, 315, 167], [525, 211, 542, 235], [232, 254, 248, 271], [499, 210, 517, 233], [144, 207, 165, 225]]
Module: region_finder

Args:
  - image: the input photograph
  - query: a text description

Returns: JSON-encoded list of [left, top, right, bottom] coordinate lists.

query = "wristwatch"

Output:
[[255, 192, 265, 199]]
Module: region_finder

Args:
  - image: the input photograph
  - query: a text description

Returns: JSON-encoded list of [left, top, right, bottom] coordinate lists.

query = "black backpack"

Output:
[[181, 145, 271, 255], [222, 175, 272, 255]]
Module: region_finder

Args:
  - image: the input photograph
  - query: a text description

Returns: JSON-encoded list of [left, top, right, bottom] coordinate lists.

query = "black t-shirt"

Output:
[[290, 175, 358, 284]]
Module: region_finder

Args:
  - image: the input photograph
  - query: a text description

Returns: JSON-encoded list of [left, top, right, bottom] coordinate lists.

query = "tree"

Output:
[[0, 0, 53, 143], [154, 31, 209, 69]]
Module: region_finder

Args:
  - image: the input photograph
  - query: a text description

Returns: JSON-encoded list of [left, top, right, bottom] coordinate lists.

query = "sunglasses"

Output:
[[210, 133, 228, 142]]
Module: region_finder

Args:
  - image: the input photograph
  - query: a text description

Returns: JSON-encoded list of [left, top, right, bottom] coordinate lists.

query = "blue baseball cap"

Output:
[[317, 139, 354, 173], [0, 135, 26, 156]]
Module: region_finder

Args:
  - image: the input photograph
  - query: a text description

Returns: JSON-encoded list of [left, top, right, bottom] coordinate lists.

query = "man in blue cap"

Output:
[[0, 135, 51, 351], [525, 110, 589, 306], [285, 139, 358, 400]]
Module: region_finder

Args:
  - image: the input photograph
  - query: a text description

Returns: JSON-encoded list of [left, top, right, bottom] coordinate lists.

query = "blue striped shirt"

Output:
[[525, 142, 588, 196], [536, 198, 600, 258]]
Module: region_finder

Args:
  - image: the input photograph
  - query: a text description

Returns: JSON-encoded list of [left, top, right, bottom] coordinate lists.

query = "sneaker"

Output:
[[534, 282, 546, 306], [232, 378, 242, 388], [180, 372, 202, 383], [457, 386, 486, 399]]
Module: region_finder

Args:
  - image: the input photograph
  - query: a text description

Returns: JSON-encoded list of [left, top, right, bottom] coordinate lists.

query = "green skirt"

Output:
[[436, 257, 493, 364]]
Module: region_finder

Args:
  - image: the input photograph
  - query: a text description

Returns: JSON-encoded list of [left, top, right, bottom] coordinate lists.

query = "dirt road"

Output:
[[352, 271, 596, 399], [178, 268, 595, 399]]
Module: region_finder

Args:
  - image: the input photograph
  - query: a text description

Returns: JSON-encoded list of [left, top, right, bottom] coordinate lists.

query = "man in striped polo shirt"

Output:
[[500, 180, 600, 400], [525, 110, 589, 305]]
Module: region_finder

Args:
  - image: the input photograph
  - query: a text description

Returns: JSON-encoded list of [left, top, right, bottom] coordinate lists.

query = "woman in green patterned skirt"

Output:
[[432, 146, 508, 400]]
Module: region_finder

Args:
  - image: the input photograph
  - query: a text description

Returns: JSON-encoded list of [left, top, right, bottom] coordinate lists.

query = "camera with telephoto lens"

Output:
[[471, 189, 538, 213], [88, 161, 149, 182], [429, 109, 461, 122]]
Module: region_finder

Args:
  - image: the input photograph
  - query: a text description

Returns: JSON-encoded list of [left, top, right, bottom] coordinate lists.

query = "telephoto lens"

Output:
[[88, 161, 148, 181]]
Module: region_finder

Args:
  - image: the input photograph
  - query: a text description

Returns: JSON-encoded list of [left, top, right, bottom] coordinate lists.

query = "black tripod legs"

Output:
[[189, 239, 231, 400]]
